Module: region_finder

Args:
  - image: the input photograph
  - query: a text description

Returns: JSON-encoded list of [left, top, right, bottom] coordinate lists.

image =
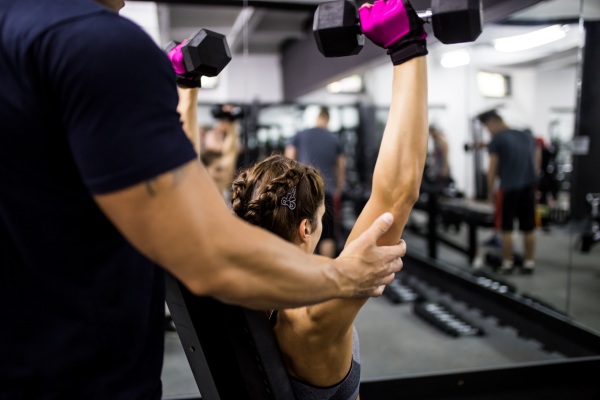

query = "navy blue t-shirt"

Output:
[[0, 0, 196, 398], [287, 127, 344, 194], [488, 128, 537, 191]]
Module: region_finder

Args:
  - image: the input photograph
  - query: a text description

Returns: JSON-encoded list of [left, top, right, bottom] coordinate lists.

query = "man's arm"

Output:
[[534, 144, 542, 175], [94, 159, 404, 310], [487, 153, 499, 202], [438, 134, 450, 178], [335, 154, 347, 195], [284, 144, 296, 160]]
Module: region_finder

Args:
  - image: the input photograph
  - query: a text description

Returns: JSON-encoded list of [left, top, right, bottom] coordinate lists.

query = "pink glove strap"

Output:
[[167, 40, 187, 75], [359, 0, 411, 48]]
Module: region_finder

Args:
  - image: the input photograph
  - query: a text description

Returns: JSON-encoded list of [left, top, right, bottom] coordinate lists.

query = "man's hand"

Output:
[[332, 213, 406, 297]]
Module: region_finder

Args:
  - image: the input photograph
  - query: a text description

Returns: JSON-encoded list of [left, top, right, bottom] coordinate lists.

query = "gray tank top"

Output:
[[288, 326, 361, 400]]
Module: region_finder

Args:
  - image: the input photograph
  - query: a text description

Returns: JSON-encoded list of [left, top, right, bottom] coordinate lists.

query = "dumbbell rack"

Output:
[[359, 252, 600, 399]]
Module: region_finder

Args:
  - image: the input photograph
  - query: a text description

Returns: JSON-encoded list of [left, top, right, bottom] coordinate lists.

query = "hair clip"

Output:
[[281, 187, 297, 211]]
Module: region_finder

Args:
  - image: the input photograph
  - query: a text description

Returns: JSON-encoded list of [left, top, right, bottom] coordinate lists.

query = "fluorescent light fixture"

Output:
[[494, 25, 568, 53], [477, 71, 510, 98], [200, 76, 219, 89], [326, 75, 363, 94], [440, 49, 470, 68]]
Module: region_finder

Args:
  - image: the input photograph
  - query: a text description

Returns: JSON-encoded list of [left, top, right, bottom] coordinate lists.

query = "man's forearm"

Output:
[[95, 161, 349, 310], [207, 216, 342, 308], [336, 156, 346, 194], [487, 172, 495, 200]]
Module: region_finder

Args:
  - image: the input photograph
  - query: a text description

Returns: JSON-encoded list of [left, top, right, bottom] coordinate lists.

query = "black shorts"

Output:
[[320, 193, 335, 241], [501, 185, 536, 232]]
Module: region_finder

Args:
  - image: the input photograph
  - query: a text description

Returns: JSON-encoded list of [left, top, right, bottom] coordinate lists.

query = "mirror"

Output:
[[565, 0, 600, 334], [413, 0, 584, 314]]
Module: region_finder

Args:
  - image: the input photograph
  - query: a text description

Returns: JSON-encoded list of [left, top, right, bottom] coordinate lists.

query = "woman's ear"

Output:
[[298, 218, 312, 243]]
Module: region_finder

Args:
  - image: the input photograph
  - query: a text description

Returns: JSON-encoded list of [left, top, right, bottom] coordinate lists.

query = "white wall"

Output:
[[197, 53, 284, 104], [533, 67, 578, 141], [119, 4, 283, 104], [120, 2, 161, 44]]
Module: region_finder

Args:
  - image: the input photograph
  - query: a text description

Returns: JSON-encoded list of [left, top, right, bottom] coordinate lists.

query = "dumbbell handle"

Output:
[[352, 8, 432, 34], [417, 9, 433, 21], [351, 7, 431, 34]]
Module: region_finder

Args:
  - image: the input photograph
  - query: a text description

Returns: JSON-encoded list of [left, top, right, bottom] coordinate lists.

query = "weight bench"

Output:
[[412, 187, 494, 264], [165, 273, 296, 400]]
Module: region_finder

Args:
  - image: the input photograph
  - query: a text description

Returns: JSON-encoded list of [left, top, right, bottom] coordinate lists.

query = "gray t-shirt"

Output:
[[288, 127, 344, 194], [488, 128, 537, 191]]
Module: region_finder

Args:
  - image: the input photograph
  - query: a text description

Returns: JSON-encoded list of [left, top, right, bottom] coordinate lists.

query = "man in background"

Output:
[[286, 107, 346, 257], [478, 110, 539, 274]]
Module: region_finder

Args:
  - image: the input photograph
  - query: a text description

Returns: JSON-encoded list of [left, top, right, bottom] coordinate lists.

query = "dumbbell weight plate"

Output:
[[431, 0, 483, 44], [182, 29, 232, 77], [313, 0, 365, 57]]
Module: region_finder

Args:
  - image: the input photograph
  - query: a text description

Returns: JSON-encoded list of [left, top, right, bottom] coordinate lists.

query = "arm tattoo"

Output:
[[143, 165, 188, 197], [144, 178, 158, 197]]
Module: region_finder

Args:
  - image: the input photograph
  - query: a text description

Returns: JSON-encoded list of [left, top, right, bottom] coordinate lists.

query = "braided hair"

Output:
[[231, 154, 325, 243]]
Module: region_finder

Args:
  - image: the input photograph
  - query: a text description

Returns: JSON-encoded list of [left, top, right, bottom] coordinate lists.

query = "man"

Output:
[[285, 107, 347, 257], [478, 110, 539, 274], [0, 0, 405, 398]]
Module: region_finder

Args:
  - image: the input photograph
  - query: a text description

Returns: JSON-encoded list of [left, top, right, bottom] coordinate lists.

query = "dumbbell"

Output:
[[464, 141, 487, 152], [211, 104, 244, 121], [314, 0, 483, 58], [165, 29, 232, 88]]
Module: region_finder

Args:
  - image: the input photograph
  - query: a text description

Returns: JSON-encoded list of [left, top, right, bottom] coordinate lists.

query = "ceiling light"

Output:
[[494, 25, 568, 53], [440, 49, 470, 68]]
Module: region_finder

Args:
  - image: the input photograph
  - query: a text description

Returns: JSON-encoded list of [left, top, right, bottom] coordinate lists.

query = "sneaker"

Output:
[[498, 260, 514, 274], [472, 257, 484, 270], [522, 260, 535, 274]]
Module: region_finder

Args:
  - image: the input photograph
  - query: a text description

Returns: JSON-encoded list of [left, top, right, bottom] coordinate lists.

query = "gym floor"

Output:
[[160, 218, 600, 398]]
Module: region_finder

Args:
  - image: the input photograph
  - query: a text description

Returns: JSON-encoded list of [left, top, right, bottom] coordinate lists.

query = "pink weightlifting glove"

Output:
[[166, 40, 201, 88], [359, 0, 428, 65], [167, 41, 187, 75]]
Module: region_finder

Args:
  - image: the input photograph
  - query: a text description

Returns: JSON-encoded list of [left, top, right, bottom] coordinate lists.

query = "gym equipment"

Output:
[[313, 0, 483, 57], [211, 104, 244, 121], [414, 300, 484, 337], [413, 184, 494, 264], [383, 278, 420, 304], [463, 141, 487, 152], [165, 273, 296, 399], [360, 252, 600, 399], [472, 270, 515, 294], [165, 29, 232, 88], [164, 251, 600, 400]]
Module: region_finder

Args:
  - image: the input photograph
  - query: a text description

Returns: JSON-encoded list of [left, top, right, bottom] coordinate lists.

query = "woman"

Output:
[[230, 1, 430, 397]]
